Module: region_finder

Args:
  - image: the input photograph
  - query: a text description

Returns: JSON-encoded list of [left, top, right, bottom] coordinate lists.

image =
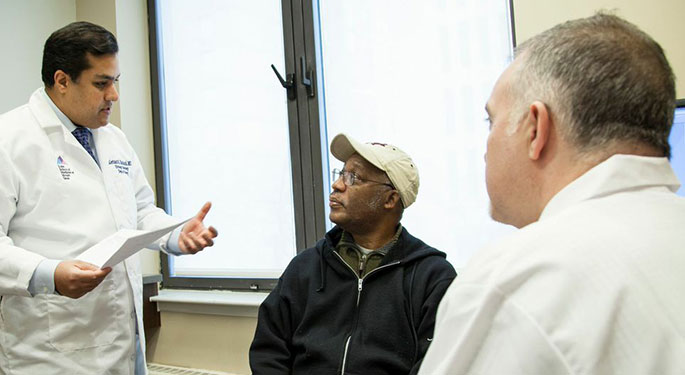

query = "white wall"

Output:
[[0, 0, 76, 113]]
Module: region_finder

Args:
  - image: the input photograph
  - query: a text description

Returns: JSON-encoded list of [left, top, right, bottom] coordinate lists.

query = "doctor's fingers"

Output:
[[55, 267, 108, 298], [73, 268, 110, 286], [206, 226, 218, 238], [195, 202, 212, 221], [186, 231, 215, 252], [180, 232, 203, 254], [198, 233, 214, 248], [72, 263, 111, 282], [76, 262, 111, 275]]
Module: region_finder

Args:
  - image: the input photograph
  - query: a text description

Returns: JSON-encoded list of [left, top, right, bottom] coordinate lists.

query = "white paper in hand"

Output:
[[77, 218, 190, 268]]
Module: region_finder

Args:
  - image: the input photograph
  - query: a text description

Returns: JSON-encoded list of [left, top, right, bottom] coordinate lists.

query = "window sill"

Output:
[[143, 274, 163, 284], [150, 289, 269, 318]]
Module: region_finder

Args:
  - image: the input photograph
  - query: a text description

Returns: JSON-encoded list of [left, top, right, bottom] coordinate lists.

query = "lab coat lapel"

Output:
[[28, 89, 102, 175]]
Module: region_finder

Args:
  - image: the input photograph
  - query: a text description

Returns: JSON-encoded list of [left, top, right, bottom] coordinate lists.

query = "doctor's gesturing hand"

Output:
[[54, 260, 112, 299], [178, 201, 219, 254]]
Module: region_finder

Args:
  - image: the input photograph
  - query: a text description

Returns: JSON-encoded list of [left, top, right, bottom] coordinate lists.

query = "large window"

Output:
[[157, 0, 296, 279], [149, 0, 515, 290], [317, 0, 515, 267]]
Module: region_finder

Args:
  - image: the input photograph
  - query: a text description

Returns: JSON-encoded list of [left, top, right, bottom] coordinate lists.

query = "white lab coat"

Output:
[[418, 155, 685, 375], [0, 89, 178, 374]]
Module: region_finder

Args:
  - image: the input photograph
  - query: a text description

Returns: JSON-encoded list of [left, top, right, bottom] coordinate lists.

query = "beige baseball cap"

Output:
[[330, 133, 419, 208]]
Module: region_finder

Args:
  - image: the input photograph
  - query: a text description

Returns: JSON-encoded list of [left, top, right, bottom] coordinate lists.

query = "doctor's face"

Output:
[[484, 60, 530, 228], [61, 53, 120, 129]]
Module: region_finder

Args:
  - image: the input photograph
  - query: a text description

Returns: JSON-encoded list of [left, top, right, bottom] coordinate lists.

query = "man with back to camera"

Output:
[[249, 133, 456, 374], [419, 13, 685, 374], [0, 22, 218, 374]]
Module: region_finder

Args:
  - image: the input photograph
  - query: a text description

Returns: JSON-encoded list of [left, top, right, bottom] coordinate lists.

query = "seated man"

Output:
[[250, 133, 456, 375]]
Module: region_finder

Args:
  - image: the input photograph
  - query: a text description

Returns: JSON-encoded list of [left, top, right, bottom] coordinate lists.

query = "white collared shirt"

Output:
[[419, 155, 685, 375]]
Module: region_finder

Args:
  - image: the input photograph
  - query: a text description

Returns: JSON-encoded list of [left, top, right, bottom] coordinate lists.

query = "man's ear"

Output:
[[53, 70, 70, 94], [524, 101, 551, 160], [384, 190, 402, 210]]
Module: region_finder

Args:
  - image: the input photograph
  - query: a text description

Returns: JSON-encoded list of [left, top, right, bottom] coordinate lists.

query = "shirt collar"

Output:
[[339, 223, 403, 255], [41, 88, 78, 133], [540, 154, 680, 221]]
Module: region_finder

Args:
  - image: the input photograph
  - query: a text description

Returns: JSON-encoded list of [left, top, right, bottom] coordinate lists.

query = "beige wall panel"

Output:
[[147, 312, 257, 375], [114, 0, 157, 193], [75, 0, 121, 127], [113, 0, 161, 275], [513, 0, 685, 98], [75, 0, 116, 37], [76, 0, 121, 127]]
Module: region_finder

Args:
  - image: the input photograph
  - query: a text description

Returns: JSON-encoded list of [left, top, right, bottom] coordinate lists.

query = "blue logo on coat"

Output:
[[57, 155, 74, 180]]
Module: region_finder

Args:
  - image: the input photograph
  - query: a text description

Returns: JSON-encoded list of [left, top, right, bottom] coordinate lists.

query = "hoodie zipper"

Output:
[[333, 251, 400, 375], [358, 254, 367, 275]]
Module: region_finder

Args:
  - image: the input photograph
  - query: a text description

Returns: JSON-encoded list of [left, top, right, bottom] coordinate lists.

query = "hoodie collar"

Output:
[[323, 225, 445, 265], [317, 225, 446, 292], [337, 224, 403, 256]]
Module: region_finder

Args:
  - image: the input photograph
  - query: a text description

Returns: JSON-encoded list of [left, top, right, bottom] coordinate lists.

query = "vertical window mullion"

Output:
[[291, 0, 327, 249], [282, 0, 308, 252], [301, 0, 328, 243]]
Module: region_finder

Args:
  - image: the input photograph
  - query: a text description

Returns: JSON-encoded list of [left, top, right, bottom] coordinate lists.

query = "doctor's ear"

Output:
[[53, 70, 71, 93], [526, 101, 551, 160]]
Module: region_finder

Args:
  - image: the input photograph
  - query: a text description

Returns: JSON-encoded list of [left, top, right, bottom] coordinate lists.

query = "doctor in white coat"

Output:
[[0, 22, 218, 374], [418, 14, 685, 375]]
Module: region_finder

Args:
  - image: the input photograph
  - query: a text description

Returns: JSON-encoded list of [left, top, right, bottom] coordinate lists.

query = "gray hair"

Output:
[[511, 13, 676, 157]]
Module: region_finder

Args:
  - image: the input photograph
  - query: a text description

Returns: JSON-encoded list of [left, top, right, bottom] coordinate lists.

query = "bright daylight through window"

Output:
[[157, 0, 296, 278], [318, 0, 515, 267], [154, 0, 515, 284]]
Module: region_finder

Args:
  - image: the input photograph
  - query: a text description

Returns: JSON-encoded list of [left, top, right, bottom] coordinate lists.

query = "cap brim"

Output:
[[330, 133, 385, 171], [330, 133, 356, 162]]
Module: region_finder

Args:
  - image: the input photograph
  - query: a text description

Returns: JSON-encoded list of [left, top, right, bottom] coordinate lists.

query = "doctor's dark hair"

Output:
[[41, 21, 118, 88], [511, 13, 675, 157]]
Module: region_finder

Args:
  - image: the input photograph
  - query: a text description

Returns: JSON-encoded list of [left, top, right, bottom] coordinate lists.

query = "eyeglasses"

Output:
[[332, 168, 395, 189]]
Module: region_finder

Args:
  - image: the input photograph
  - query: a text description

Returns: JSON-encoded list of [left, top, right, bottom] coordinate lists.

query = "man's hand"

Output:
[[54, 260, 112, 299], [179, 201, 218, 254]]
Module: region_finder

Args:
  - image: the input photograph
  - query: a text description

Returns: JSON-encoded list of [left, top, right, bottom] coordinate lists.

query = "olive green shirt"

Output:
[[336, 225, 403, 278]]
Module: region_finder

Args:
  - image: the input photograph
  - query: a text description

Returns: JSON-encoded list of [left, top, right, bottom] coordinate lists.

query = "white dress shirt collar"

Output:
[[41, 87, 78, 133], [540, 154, 680, 221]]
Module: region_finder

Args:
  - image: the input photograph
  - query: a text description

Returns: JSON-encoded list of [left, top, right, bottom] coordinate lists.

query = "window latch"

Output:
[[271, 64, 296, 100], [300, 56, 315, 98]]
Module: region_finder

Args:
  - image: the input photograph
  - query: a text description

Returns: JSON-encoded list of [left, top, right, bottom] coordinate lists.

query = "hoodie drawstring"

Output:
[[407, 263, 419, 362], [316, 249, 327, 292]]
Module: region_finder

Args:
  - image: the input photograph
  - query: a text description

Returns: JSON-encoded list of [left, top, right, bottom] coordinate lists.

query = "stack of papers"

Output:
[[77, 219, 189, 268]]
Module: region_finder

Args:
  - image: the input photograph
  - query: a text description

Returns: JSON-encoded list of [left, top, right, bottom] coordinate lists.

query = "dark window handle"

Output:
[[271, 64, 296, 100], [300, 56, 315, 98]]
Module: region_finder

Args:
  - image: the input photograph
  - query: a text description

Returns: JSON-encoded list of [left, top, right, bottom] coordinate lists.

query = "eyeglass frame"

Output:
[[332, 168, 395, 189]]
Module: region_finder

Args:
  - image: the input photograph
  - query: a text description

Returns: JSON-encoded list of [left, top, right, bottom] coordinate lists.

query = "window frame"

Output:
[[148, 0, 516, 291], [147, 0, 326, 291]]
